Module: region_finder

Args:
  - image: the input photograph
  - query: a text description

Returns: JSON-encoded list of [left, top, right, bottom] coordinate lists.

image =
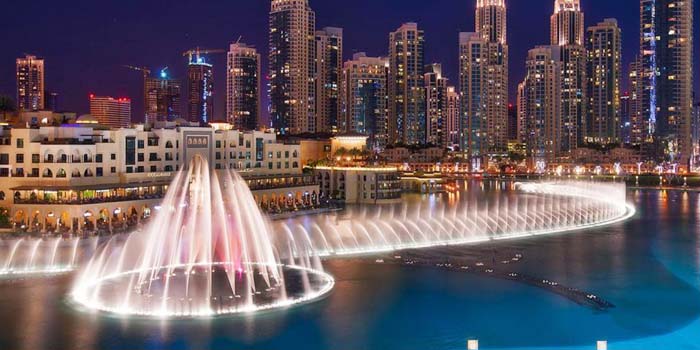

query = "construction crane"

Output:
[[122, 65, 151, 80], [122, 65, 153, 120], [182, 48, 225, 64]]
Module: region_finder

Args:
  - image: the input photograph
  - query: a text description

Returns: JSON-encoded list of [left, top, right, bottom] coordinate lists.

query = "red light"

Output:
[[89, 94, 95, 99]]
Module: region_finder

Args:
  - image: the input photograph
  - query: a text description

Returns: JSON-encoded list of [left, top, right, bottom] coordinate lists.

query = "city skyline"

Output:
[[2, 0, 697, 124]]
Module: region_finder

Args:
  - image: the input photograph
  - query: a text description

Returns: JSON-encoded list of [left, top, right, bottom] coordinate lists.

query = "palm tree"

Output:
[[0, 95, 16, 121]]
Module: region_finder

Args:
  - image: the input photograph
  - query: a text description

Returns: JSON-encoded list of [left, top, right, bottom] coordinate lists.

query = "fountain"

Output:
[[71, 154, 632, 318], [274, 181, 634, 257], [71, 156, 334, 318], [0, 236, 95, 276]]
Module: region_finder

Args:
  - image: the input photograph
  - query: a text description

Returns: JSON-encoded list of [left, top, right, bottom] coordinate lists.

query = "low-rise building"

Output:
[[313, 166, 401, 204], [0, 124, 318, 233]]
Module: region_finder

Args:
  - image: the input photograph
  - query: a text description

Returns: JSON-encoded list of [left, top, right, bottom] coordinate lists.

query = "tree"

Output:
[[0, 96, 16, 121]]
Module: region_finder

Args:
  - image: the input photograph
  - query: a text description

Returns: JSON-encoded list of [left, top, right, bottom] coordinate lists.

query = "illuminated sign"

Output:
[[186, 136, 209, 149]]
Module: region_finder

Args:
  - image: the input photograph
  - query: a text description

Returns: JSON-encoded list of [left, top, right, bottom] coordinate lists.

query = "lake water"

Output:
[[1, 187, 699, 350]]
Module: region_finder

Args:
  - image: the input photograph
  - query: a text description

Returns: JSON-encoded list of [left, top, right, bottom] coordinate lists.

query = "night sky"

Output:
[[1, 0, 698, 124]]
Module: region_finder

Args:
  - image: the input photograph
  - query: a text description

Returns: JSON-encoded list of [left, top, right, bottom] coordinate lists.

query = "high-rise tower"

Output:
[[341, 53, 389, 148], [586, 18, 622, 144], [389, 23, 426, 146], [424, 64, 449, 147], [460, 0, 508, 169], [551, 0, 586, 154], [16, 55, 45, 111], [145, 70, 181, 124], [315, 27, 343, 134], [187, 59, 214, 125], [640, 0, 694, 163], [227, 42, 261, 130], [269, 0, 316, 135]]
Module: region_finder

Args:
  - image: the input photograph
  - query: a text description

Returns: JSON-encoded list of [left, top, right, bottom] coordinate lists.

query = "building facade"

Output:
[[340, 53, 389, 149], [523, 46, 562, 165], [269, 0, 316, 135], [187, 60, 214, 125], [424, 64, 449, 148], [0, 125, 315, 233], [585, 18, 622, 144], [89, 96, 131, 129], [445, 86, 460, 148], [145, 74, 181, 124], [16, 55, 45, 112], [388, 23, 426, 146], [226, 42, 261, 131], [640, 0, 694, 163], [627, 57, 646, 145], [315, 27, 343, 134], [551, 0, 586, 154], [459, 0, 508, 169]]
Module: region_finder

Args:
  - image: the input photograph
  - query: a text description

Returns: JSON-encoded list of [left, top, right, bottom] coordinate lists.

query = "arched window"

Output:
[[42, 169, 53, 178], [165, 141, 174, 149], [0, 191, 5, 201], [56, 169, 67, 178], [84, 169, 94, 177], [71, 169, 81, 178]]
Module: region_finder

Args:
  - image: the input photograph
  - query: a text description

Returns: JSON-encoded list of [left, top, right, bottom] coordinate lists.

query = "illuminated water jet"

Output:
[[0, 236, 94, 276], [72, 156, 333, 318]]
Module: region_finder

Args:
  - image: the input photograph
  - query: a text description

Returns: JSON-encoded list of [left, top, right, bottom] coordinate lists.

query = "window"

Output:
[[256, 138, 264, 161], [285, 151, 290, 158], [216, 152, 221, 160], [0, 154, 8, 165], [126, 167, 133, 174], [15, 154, 24, 163], [150, 166, 157, 172], [137, 140, 145, 149], [138, 153, 144, 162], [111, 153, 117, 160], [111, 167, 117, 173], [0, 169, 8, 177], [32, 154, 39, 163], [125, 137, 136, 165], [14, 168, 24, 177], [96, 154, 103, 163], [16, 139, 23, 148], [149, 153, 158, 161], [137, 166, 145, 173], [216, 140, 222, 149], [96, 167, 103, 177]]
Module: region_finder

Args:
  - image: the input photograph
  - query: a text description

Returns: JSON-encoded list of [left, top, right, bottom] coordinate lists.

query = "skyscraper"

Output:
[[446, 86, 460, 148], [145, 70, 181, 124], [187, 59, 214, 125], [628, 57, 646, 145], [516, 81, 527, 143], [424, 64, 449, 147], [640, 0, 694, 163], [315, 27, 343, 134], [459, 0, 508, 169], [389, 22, 425, 145], [90, 95, 131, 128], [586, 18, 622, 144], [340, 53, 389, 148], [459, 32, 487, 163], [523, 46, 562, 165], [16, 55, 44, 111], [551, 0, 586, 154], [269, 0, 316, 135], [227, 42, 261, 131]]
